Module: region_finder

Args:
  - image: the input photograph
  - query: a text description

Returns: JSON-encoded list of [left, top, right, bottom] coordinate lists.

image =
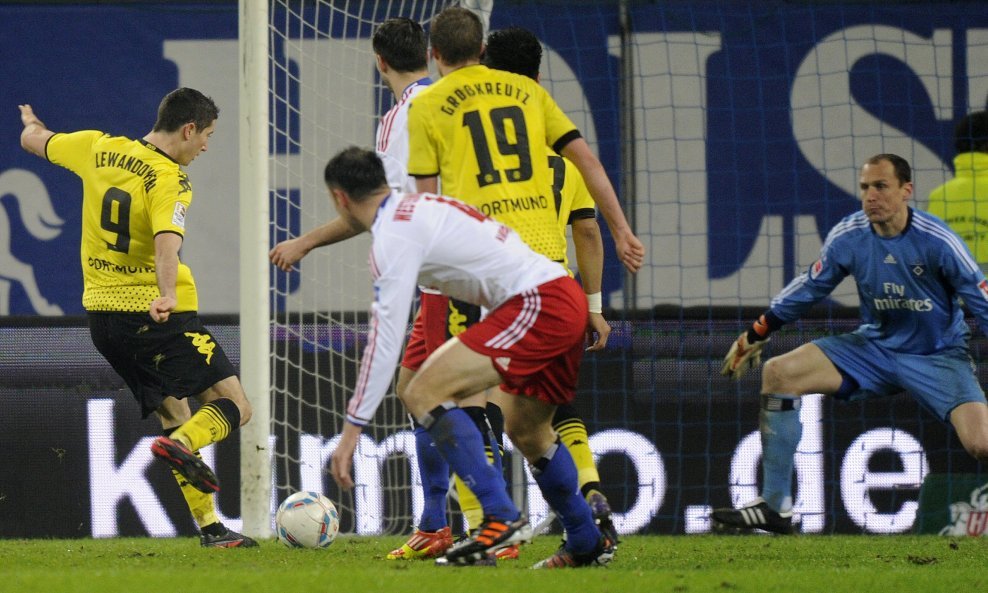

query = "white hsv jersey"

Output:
[[375, 78, 431, 193], [346, 191, 568, 425]]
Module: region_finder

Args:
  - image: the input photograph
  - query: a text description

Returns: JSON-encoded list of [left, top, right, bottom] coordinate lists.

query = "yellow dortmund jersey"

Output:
[[927, 152, 988, 267], [46, 131, 198, 312], [408, 64, 579, 262], [549, 153, 596, 274]]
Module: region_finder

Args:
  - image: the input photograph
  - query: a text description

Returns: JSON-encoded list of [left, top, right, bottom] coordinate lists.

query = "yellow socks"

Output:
[[169, 399, 240, 451], [554, 415, 601, 490], [163, 427, 219, 529]]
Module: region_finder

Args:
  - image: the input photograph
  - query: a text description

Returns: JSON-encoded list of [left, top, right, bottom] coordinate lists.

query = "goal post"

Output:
[[238, 0, 272, 540]]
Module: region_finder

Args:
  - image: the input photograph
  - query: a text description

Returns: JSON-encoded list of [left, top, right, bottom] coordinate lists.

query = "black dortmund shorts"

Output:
[[88, 311, 238, 418]]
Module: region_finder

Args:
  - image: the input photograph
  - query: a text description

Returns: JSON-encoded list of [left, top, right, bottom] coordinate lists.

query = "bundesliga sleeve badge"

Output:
[[172, 202, 188, 228]]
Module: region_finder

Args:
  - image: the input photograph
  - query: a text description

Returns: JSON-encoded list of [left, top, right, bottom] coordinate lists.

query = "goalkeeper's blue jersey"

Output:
[[770, 208, 988, 354]]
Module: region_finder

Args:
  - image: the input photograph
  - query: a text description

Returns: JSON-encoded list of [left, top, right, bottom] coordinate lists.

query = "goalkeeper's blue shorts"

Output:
[[814, 333, 985, 422]]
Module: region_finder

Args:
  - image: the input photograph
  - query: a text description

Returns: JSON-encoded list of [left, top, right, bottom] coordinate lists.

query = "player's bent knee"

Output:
[[394, 387, 414, 410], [962, 439, 988, 463], [395, 367, 415, 402], [760, 357, 781, 391], [761, 356, 800, 394], [400, 380, 443, 419], [224, 390, 253, 426], [505, 423, 554, 460], [504, 428, 537, 458], [238, 399, 253, 426]]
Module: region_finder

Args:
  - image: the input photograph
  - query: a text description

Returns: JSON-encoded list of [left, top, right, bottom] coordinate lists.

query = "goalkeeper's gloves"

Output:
[[720, 314, 774, 380]]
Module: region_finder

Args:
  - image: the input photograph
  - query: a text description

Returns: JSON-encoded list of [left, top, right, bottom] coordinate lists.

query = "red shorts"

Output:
[[400, 292, 447, 371], [400, 292, 482, 371], [458, 276, 587, 405]]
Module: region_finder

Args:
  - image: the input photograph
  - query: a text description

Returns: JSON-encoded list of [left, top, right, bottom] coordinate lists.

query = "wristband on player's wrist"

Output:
[[586, 292, 602, 314], [746, 311, 783, 343]]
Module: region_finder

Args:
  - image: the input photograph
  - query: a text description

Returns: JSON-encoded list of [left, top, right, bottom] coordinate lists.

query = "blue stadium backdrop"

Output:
[[1, 0, 987, 538]]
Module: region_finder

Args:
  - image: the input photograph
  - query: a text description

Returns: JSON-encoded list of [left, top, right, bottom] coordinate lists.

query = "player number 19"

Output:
[[462, 106, 533, 188]]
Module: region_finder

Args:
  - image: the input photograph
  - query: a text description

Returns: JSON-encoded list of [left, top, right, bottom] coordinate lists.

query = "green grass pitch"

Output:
[[1, 534, 985, 592]]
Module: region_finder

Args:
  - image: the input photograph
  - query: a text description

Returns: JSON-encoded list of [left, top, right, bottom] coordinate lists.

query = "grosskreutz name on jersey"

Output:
[[439, 82, 532, 116]]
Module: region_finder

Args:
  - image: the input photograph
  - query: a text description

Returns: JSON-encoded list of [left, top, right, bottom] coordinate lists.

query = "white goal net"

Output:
[[251, 0, 493, 538]]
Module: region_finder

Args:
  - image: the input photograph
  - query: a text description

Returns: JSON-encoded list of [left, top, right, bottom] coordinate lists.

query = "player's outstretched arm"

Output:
[[560, 138, 645, 274], [269, 216, 362, 272], [19, 104, 55, 158], [572, 217, 611, 351]]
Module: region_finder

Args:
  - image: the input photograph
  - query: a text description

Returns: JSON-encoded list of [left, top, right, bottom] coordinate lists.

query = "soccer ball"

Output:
[[275, 491, 340, 548]]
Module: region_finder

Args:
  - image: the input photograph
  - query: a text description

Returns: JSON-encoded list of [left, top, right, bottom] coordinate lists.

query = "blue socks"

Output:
[[484, 402, 505, 476], [413, 424, 450, 531], [531, 439, 599, 554], [760, 394, 802, 513], [463, 405, 504, 475], [421, 404, 517, 521]]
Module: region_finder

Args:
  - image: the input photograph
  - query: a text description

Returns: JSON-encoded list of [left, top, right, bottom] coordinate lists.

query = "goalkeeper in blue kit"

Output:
[[715, 153, 988, 534]]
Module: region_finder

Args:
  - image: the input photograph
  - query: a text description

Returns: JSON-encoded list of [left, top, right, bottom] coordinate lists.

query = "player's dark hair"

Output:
[[373, 18, 428, 73], [429, 7, 483, 65], [152, 87, 219, 133], [482, 27, 542, 80], [866, 153, 912, 185], [324, 147, 387, 200], [954, 111, 988, 154]]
